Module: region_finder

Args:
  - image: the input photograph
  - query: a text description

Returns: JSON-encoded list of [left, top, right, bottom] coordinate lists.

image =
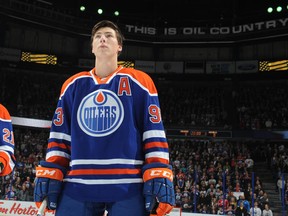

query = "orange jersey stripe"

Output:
[[146, 157, 169, 165], [46, 156, 70, 168], [118, 68, 158, 94], [60, 71, 91, 96], [144, 142, 169, 150], [67, 168, 141, 176], [0, 104, 11, 120], [59, 67, 158, 97], [48, 141, 71, 151], [59, 67, 123, 95]]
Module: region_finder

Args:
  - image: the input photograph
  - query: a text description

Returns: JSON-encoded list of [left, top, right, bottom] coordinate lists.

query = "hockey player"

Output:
[[34, 20, 175, 216], [0, 104, 16, 176]]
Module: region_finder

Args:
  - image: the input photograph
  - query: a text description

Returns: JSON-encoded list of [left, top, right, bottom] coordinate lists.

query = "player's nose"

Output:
[[100, 35, 106, 42]]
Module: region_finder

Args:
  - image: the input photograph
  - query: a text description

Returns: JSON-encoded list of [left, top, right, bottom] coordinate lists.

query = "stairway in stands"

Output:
[[253, 161, 285, 216]]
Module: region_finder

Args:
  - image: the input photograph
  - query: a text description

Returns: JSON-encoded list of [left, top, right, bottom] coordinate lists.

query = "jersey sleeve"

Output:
[[45, 72, 90, 168], [131, 70, 170, 166], [45, 77, 75, 168], [0, 104, 16, 175]]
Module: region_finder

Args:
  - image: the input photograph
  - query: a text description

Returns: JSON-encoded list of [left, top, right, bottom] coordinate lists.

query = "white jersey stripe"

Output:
[[63, 178, 143, 185], [0, 118, 11, 122], [145, 152, 169, 160], [142, 130, 166, 141], [71, 159, 144, 166], [0, 146, 14, 153], [49, 132, 71, 142], [46, 151, 71, 160]]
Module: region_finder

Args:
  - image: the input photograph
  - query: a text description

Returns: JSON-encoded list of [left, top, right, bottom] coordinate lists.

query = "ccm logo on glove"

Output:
[[143, 168, 173, 182], [36, 167, 64, 181]]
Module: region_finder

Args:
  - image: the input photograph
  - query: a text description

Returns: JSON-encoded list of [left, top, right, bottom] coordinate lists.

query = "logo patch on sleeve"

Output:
[[77, 90, 124, 137]]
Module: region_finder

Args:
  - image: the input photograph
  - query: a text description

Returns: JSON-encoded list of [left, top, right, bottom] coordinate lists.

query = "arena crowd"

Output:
[[1, 67, 288, 215]]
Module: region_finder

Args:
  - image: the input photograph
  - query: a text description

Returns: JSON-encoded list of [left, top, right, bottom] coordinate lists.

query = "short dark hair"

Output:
[[91, 20, 124, 46]]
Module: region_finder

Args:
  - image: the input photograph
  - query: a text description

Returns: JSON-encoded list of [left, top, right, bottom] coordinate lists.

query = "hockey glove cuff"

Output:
[[34, 161, 66, 211]]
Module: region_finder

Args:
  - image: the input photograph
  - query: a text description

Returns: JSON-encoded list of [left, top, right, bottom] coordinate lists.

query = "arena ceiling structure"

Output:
[[1, 0, 288, 43], [50, 0, 287, 26]]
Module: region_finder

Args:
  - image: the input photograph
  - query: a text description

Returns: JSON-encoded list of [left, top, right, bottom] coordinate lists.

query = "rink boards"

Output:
[[0, 200, 216, 216]]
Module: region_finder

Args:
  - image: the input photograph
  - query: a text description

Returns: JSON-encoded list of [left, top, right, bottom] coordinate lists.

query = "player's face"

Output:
[[91, 27, 122, 58]]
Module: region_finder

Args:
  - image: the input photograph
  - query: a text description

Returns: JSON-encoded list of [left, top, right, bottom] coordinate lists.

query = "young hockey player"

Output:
[[34, 20, 175, 216]]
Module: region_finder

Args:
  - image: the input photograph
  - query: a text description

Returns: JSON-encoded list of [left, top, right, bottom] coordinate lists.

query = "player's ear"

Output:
[[118, 45, 122, 52], [117, 45, 122, 56], [91, 38, 96, 54]]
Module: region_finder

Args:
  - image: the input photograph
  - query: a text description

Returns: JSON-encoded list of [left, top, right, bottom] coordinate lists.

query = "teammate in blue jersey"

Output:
[[34, 20, 175, 216], [0, 104, 16, 176]]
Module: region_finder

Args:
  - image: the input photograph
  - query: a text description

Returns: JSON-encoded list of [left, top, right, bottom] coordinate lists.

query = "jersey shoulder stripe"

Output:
[[118, 68, 157, 95], [60, 71, 92, 97], [0, 104, 11, 121]]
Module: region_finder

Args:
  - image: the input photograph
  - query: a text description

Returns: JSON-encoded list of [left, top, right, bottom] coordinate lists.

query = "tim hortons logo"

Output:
[[0, 202, 38, 215]]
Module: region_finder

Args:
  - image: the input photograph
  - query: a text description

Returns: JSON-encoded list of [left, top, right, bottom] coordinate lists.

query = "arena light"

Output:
[[276, 6, 282, 12], [114, 11, 120, 16], [80, 5, 86, 12], [267, 7, 273, 13], [97, 8, 103, 14]]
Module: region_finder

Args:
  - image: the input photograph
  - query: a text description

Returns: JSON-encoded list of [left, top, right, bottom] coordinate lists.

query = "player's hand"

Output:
[[142, 163, 175, 216], [144, 178, 175, 216], [34, 161, 66, 210]]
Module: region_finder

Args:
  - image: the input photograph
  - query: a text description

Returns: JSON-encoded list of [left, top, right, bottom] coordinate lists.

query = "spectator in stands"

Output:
[[285, 184, 288, 207], [175, 188, 182, 207], [277, 176, 285, 201], [257, 190, 268, 210], [199, 204, 210, 214], [262, 203, 273, 216], [17, 184, 30, 201], [198, 191, 210, 208], [237, 195, 250, 212], [13, 176, 22, 192], [217, 194, 229, 211], [206, 183, 216, 196], [181, 186, 191, 200], [235, 201, 249, 216], [225, 205, 235, 215], [176, 171, 185, 190], [228, 193, 237, 211], [181, 197, 193, 212], [249, 201, 262, 216], [3, 183, 16, 200]]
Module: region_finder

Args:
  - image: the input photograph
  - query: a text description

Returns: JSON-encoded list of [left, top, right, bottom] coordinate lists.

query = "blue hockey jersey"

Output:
[[0, 104, 15, 176], [45, 66, 170, 202]]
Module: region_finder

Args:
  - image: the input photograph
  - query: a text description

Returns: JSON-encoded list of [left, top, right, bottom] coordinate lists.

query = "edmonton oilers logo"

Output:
[[77, 89, 124, 137]]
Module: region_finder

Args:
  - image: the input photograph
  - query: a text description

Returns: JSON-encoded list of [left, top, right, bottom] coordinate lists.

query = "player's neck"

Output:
[[95, 60, 118, 78]]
